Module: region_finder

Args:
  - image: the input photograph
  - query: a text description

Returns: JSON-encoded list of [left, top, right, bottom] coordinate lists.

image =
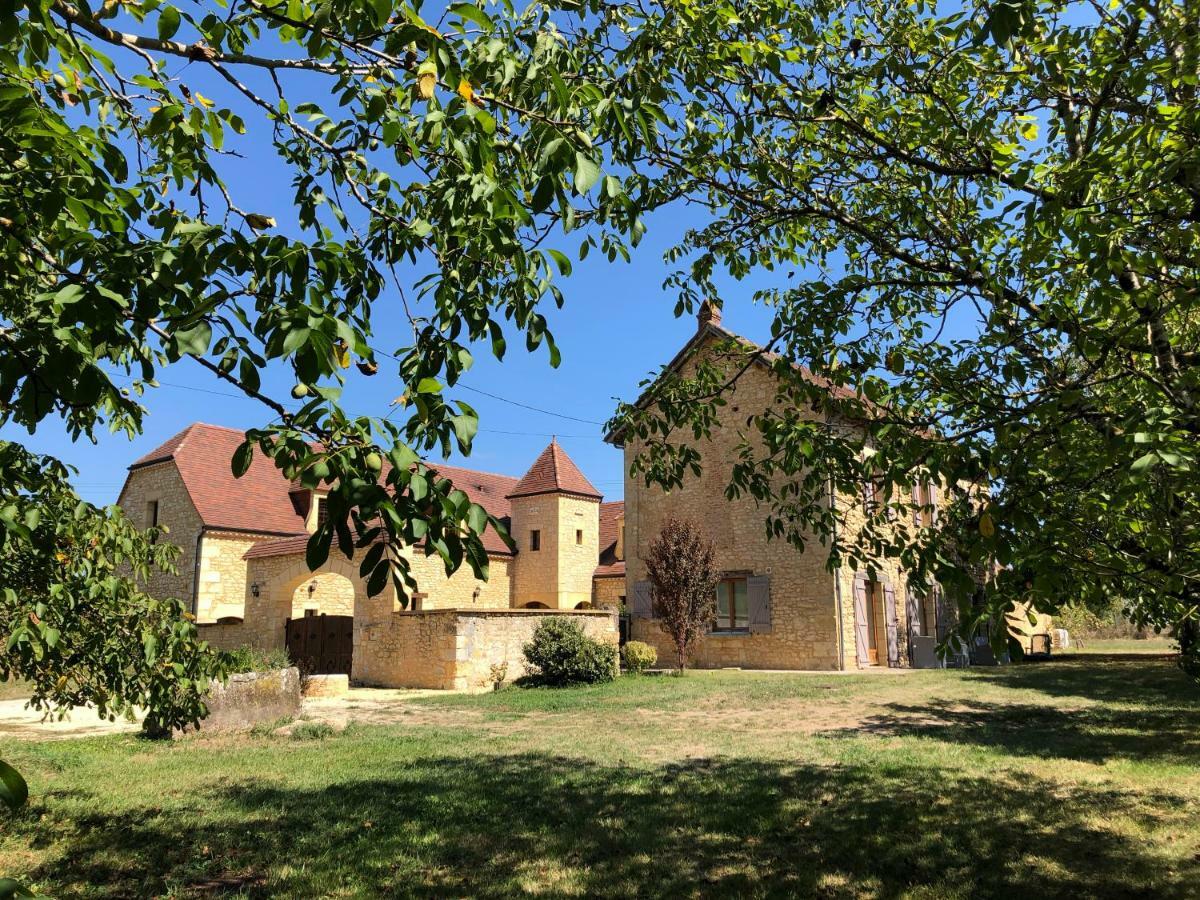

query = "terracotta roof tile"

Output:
[[507, 440, 602, 500], [595, 500, 626, 577], [131, 423, 307, 536], [127, 423, 532, 555]]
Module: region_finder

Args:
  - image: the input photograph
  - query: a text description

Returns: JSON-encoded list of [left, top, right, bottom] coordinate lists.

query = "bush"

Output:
[[522, 617, 618, 686], [222, 646, 291, 674], [622, 641, 657, 674]]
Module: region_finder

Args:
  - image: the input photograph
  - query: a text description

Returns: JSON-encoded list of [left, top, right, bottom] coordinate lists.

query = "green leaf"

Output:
[[546, 248, 572, 276], [449, 2, 494, 30], [306, 528, 332, 571], [1130, 452, 1158, 473], [467, 502, 488, 534], [573, 152, 601, 194], [0, 759, 28, 811], [158, 5, 182, 40], [231, 440, 254, 478], [451, 413, 478, 450], [174, 321, 212, 356], [0, 878, 34, 898]]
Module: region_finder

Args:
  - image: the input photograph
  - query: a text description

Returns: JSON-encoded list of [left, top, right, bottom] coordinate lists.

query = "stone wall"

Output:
[[196, 531, 276, 622], [592, 575, 626, 610], [289, 571, 356, 618], [508, 494, 600, 609], [117, 461, 201, 610], [623, 332, 936, 672], [403, 550, 512, 611], [194, 667, 301, 733], [355, 609, 618, 691], [1007, 600, 1053, 653], [197, 620, 249, 651]]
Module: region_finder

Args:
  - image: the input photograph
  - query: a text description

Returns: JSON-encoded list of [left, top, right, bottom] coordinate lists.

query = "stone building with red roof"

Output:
[[118, 429, 625, 689]]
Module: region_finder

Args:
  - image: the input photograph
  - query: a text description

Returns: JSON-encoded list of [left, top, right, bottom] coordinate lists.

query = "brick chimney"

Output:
[[698, 300, 722, 329]]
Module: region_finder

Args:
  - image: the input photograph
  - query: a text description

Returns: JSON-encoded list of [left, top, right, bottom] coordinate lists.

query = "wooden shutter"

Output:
[[906, 585, 922, 662], [862, 479, 876, 514], [852, 578, 870, 667], [929, 483, 940, 525], [933, 584, 950, 642], [631, 580, 653, 619], [747, 575, 771, 633], [912, 481, 924, 526], [883, 584, 900, 667]]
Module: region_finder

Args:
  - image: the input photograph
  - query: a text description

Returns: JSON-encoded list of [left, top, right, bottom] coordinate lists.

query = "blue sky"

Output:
[[5, 197, 779, 507]]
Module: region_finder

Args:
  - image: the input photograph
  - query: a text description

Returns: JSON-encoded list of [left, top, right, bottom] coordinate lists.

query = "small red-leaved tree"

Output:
[[644, 518, 720, 672]]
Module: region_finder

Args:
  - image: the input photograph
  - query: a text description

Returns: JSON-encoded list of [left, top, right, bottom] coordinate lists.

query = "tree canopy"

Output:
[[4, 0, 1199, 700], [606, 0, 1200, 659]]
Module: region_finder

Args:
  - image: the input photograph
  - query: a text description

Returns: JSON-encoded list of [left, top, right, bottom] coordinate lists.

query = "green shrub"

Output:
[[522, 617, 618, 686], [289, 721, 336, 741], [222, 646, 291, 674], [622, 641, 657, 674]]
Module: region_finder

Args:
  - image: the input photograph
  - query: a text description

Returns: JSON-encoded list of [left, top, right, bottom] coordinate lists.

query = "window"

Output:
[[315, 496, 330, 527], [530, 529, 541, 551], [147, 500, 159, 528], [576, 529, 583, 545], [714, 577, 749, 631]]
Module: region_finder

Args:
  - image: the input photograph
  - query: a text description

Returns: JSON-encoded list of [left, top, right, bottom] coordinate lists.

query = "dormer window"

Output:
[[315, 496, 330, 527]]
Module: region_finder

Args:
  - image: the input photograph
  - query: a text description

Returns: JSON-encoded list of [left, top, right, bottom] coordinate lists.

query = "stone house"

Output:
[[117, 428, 623, 690], [609, 303, 1049, 670]]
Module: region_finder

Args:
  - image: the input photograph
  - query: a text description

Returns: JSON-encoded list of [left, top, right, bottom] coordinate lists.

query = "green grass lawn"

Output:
[[3, 659, 1200, 898], [1056, 637, 1177, 655]]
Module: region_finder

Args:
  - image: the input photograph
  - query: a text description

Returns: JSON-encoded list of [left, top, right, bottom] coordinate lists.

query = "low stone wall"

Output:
[[197, 620, 250, 652], [198, 667, 301, 732], [355, 609, 619, 691]]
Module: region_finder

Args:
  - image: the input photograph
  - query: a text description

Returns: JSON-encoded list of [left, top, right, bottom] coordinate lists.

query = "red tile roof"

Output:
[[507, 439, 602, 500], [124, 424, 587, 557], [129, 423, 307, 536], [595, 500, 626, 577]]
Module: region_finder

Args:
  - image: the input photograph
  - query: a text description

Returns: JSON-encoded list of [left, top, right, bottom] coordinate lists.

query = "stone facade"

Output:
[[117, 461, 201, 610], [196, 531, 271, 622], [592, 575, 626, 610], [508, 493, 600, 609], [623, 330, 940, 671], [355, 608, 618, 691]]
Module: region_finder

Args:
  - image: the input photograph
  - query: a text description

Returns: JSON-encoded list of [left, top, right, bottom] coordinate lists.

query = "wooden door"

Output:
[[285, 614, 353, 675], [864, 583, 879, 664]]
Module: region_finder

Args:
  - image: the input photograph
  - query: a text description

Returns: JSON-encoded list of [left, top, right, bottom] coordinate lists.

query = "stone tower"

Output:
[[506, 440, 602, 609]]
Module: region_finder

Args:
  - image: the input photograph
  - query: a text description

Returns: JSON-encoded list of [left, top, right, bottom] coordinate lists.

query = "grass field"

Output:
[[1056, 637, 1177, 655], [2, 658, 1199, 898]]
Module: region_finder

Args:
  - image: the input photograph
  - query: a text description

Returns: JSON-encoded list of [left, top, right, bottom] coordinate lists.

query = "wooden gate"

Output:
[[285, 614, 353, 676]]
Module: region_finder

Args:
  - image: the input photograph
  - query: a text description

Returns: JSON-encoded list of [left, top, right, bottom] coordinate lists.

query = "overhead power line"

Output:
[[456, 384, 606, 426]]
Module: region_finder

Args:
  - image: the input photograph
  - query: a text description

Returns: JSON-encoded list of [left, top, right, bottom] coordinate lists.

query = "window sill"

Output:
[[709, 629, 751, 637]]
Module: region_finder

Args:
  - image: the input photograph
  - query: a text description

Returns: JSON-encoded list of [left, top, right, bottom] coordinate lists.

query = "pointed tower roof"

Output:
[[506, 439, 602, 501]]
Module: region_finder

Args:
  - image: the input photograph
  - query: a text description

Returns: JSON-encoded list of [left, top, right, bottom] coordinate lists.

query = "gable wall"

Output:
[[624, 344, 842, 669], [117, 461, 202, 610]]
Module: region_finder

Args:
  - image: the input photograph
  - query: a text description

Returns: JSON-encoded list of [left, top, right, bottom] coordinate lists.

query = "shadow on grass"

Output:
[[965, 657, 1193, 706], [843, 698, 1200, 764], [16, 751, 1196, 898], [829, 659, 1200, 765]]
